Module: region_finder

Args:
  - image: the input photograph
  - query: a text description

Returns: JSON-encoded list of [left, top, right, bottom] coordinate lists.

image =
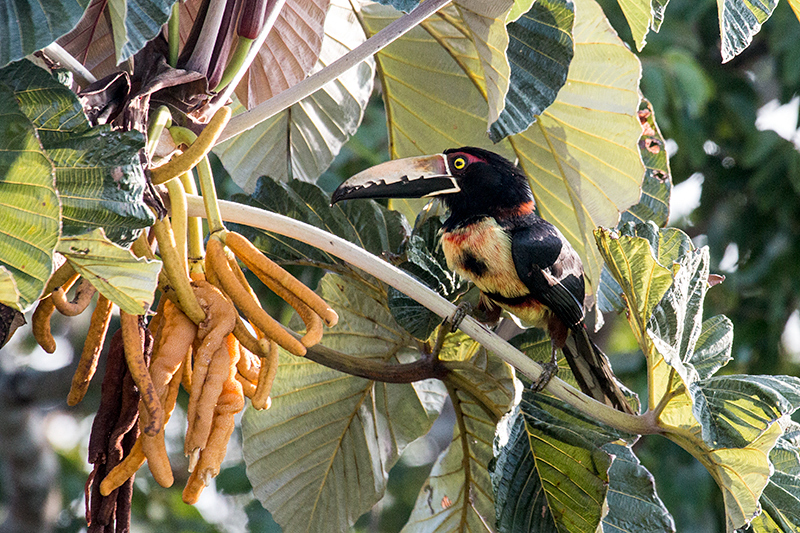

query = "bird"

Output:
[[331, 146, 634, 414]]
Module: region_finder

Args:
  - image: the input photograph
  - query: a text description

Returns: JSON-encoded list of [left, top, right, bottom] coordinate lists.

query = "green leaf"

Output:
[[230, 176, 408, 268], [602, 442, 676, 532], [488, 0, 574, 141], [690, 375, 800, 449], [242, 273, 446, 533], [620, 100, 672, 228], [494, 392, 628, 533], [692, 315, 734, 380], [595, 227, 674, 346], [57, 228, 161, 315], [717, 0, 778, 63], [0, 0, 90, 68], [215, 0, 375, 191], [615, 0, 661, 51], [402, 349, 514, 532], [388, 217, 468, 340], [789, 0, 800, 24], [363, 0, 644, 292], [0, 82, 59, 311], [107, 0, 129, 63], [749, 430, 800, 532], [454, 0, 514, 128], [0, 59, 154, 244], [512, 0, 644, 290]]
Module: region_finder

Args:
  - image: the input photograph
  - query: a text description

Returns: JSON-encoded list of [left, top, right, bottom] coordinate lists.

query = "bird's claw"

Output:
[[447, 302, 472, 332], [530, 361, 559, 393]]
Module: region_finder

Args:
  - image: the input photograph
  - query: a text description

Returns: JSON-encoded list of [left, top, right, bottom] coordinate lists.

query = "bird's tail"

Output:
[[562, 328, 636, 414]]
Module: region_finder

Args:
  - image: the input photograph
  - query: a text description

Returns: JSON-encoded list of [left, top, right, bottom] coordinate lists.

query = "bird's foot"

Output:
[[447, 302, 473, 332], [531, 346, 559, 393], [530, 361, 559, 393]]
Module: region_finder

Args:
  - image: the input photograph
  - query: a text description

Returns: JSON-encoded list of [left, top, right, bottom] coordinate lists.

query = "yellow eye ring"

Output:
[[453, 157, 466, 170]]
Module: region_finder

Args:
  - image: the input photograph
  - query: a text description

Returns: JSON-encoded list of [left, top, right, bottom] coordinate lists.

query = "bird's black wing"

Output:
[[509, 216, 585, 328]]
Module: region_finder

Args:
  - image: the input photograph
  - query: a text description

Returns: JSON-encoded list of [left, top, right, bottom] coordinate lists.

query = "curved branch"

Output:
[[303, 342, 448, 383], [185, 195, 660, 435]]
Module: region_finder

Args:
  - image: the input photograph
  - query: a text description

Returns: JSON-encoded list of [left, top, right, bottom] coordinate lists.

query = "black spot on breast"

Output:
[[462, 252, 488, 277]]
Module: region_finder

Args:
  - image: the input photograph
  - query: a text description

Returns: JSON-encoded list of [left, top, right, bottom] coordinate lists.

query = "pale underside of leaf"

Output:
[[57, 228, 161, 314], [616, 0, 653, 51], [717, 0, 777, 63], [454, 0, 514, 127], [234, 0, 329, 110], [243, 273, 446, 533], [401, 350, 514, 532], [216, 0, 375, 191], [58, 0, 176, 76]]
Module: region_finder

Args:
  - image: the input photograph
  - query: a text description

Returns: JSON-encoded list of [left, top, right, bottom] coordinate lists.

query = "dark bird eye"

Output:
[[453, 157, 466, 170]]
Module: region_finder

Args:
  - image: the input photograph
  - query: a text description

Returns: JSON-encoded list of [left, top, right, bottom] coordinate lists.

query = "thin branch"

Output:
[[185, 195, 661, 435], [216, 0, 453, 144]]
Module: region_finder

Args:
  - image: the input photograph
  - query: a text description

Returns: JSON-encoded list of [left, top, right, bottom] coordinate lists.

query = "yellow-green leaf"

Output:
[[595, 228, 673, 349], [0, 80, 59, 311], [243, 273, 446, 533], [57, 229, 161, 315], [455, 0, 514, 127], [617, 0, 653, 51]]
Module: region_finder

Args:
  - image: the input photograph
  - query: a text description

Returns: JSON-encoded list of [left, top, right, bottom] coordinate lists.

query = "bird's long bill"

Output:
[[331, 154, 459, 204]]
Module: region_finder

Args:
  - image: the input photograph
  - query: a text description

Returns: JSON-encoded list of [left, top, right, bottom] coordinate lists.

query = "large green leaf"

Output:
[[602, 442, 676, 532], [488, 0, 574, 141], [0, 83, 59, 311], [242, 273, 446, 533], [0, 59, 153, 244], [598, 225, 790, 530], [0, 0, 90, 68], [717, 0, 778, 63], [402, 349, 515, 532], [453, 0, 514, 129], [230, 176, 408, 268], [749, 429, 800, 532], [690, 375, 800, 449], [363, 0, 644, 291], [216, 0, 374, 191], [57, 228, 161, 314], [595, 227, 674, 351], [493, 392, 629, 533]]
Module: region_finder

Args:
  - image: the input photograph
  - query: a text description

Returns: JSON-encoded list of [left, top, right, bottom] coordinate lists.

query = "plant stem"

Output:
[[42, 43, 97, 87], [216, 0, 453, 144], [169, 2, 180, 67], [185, 195, 661, 435], [146, 106, 172, 159], [211, 0, 287, 113], [195, 157, 225, 234], [166, 178, 189, 275], [213, 37, 253, 92], [179, 171, 205, 275]]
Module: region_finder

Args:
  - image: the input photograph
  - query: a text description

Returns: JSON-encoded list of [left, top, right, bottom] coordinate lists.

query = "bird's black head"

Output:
[[331, 147, 535, 226], [439, 147, 534, 225]]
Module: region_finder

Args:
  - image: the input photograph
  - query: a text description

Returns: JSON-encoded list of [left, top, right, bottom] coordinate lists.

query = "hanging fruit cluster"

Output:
[[30, 105, 338, 530]]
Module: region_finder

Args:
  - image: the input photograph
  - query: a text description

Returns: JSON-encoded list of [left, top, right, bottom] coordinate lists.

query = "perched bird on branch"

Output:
[[332, 147, 634, 414]]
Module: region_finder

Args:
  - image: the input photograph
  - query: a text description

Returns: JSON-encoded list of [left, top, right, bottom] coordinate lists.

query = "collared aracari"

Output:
[[331, 146, 634, 414]]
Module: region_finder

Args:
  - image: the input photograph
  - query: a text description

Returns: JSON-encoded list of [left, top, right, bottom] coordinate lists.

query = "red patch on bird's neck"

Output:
[[496, 200, 535, 218]]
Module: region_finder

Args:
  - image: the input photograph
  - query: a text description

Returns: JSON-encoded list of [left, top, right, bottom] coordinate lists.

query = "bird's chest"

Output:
[[440, 218, 528, 298]]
